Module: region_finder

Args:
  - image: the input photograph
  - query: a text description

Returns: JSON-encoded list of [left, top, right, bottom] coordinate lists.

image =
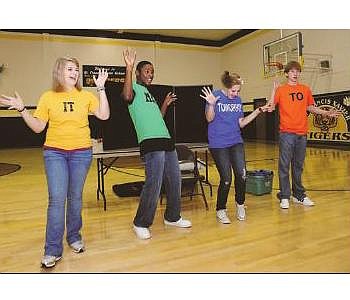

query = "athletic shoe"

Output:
[[133, 225, 151, 240], [280, 198, 290, 209], [69, 240, 85, 253], [216, 209, 231, 224], [164, 217, 192, 228], [236, 204, 246, 221], [292, 196, 315, 206], [41, 255, 62, 268]]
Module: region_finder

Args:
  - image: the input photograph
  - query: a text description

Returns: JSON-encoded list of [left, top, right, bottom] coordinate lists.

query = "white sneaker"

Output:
[[280, 198, 290, 209], [164, 217, 192, 228], [216, 209, 231, 224], [133, 225, 151, 240], [236, 204, 246, 221], [41, 255, 62, 268], [292, 196, 315, 206], [69, 240, 85, 253]]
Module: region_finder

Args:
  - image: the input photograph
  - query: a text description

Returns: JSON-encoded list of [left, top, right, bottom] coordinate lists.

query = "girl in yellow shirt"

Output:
[[0, 56, 109, 268]]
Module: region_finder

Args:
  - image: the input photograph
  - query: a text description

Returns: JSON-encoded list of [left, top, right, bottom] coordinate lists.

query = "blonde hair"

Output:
[[52, 56, 82, 92], [221, 71, 242, 88]]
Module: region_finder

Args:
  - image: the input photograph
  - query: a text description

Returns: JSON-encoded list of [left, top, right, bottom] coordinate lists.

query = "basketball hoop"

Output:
[[263, 32, 302, 79], [265, 62, 284, 70], [264, 62, 284, 78]]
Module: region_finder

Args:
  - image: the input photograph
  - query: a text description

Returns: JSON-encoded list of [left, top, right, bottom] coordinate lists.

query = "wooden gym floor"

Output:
[[0, 141, 349, 273]]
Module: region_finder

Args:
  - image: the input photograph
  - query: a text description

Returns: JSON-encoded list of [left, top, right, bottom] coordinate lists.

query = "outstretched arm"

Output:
[[307, 105, 342, 118], [121, 48, 136, 103], [161, 92, 177, 116], [93, 68, 110, 120], [200, 86, 219, 122], [239, 105, 268, 128], [0, 92, 46, 133]]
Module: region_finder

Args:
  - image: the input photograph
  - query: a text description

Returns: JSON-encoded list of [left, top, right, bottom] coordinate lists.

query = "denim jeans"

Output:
[[133, 150, 181, 228], [278, 132, 307, 200], [210, 143, 246, 210], [43, 148, 92, 256]]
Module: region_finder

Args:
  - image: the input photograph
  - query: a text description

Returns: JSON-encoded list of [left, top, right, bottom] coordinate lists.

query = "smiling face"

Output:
[[52, 56, 82, 92], [63, 61, 79, 89], [136, 63, 154, 86]]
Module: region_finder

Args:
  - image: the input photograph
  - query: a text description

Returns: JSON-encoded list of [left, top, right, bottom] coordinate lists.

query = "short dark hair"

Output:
[[136, 60, 153, 72], [284, 61, 302, 73]]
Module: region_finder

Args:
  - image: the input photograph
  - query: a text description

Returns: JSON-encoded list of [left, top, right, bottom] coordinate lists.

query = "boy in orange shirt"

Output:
[[268, 61, 340, 209]]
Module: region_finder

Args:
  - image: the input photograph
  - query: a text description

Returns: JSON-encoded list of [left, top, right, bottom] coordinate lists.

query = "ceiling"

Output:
[[108, 29, 257, 46], [1, 29, 257, 47], [113, 29, 241, 41], [107, 29, 257, 47]]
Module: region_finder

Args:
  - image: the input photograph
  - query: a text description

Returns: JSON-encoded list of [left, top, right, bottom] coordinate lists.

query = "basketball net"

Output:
[[264, 62, 284, 78]]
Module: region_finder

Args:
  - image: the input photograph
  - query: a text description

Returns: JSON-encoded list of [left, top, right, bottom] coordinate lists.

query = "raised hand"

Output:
[[200, 86, 219, 106], [123, 48, 136, 69], [0, 91, 25, 111], [161, 92, 177, 116], [163, 92, 177, 107], [93, 68, 108, 88]]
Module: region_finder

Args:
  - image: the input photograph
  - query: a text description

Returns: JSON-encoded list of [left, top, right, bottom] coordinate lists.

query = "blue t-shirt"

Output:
[[207, 90, 244, 148]]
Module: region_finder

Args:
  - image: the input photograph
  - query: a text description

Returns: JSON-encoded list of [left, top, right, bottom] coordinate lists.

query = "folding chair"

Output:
[[160, 145, 209, 210]]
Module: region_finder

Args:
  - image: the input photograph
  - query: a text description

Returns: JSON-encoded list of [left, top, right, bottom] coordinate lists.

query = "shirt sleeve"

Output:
[[33, 92, 49, 122]]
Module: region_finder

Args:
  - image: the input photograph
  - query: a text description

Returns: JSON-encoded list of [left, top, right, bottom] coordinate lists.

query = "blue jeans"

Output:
[[43, 148, 92, 256], [210, 143, 246, 209], [133, 150, 181, 228], [278, 132, 307, 200]]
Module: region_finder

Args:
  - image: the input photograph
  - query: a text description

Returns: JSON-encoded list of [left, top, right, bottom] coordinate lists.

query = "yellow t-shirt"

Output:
[[33, 88, 99, 150]]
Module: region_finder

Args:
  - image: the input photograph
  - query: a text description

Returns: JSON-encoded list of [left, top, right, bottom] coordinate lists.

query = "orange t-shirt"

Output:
[[274, 83, 315, 135]]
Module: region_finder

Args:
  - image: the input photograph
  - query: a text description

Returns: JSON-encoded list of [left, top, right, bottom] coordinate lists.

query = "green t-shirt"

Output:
[[128, 82, 170, 143]]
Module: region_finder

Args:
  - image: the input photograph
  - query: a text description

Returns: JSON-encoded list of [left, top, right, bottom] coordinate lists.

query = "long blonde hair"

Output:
[[52, 56, 82, 92]]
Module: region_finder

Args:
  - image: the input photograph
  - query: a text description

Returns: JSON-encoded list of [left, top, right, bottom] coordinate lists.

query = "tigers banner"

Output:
[[308, 90, 350, 144]]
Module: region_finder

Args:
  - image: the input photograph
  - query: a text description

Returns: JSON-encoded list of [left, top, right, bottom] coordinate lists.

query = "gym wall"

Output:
[[0, 31, 222, 108], [1, 29, 350, 110], [222, 29, 350, 102], [1, 29, 349, 148]]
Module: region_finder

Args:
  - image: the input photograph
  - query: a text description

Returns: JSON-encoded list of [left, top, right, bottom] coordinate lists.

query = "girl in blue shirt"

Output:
[[201, 71, 267, 223]]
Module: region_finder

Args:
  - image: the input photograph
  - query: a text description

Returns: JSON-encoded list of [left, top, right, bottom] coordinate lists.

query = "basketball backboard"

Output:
[[263, 32, 303, 78]]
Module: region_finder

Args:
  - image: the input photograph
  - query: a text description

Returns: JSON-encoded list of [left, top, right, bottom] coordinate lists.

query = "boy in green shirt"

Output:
[[122, 48, 191, 240]]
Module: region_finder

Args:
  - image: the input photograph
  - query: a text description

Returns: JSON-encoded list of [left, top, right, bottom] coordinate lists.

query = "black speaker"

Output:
[[112, 181, 144, 197]]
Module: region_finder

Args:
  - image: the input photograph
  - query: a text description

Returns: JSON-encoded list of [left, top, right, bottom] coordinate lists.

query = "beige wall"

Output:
[[0, 31, 222, 107], [222, 29, 350, 102], [1, 29, 349, 109]]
